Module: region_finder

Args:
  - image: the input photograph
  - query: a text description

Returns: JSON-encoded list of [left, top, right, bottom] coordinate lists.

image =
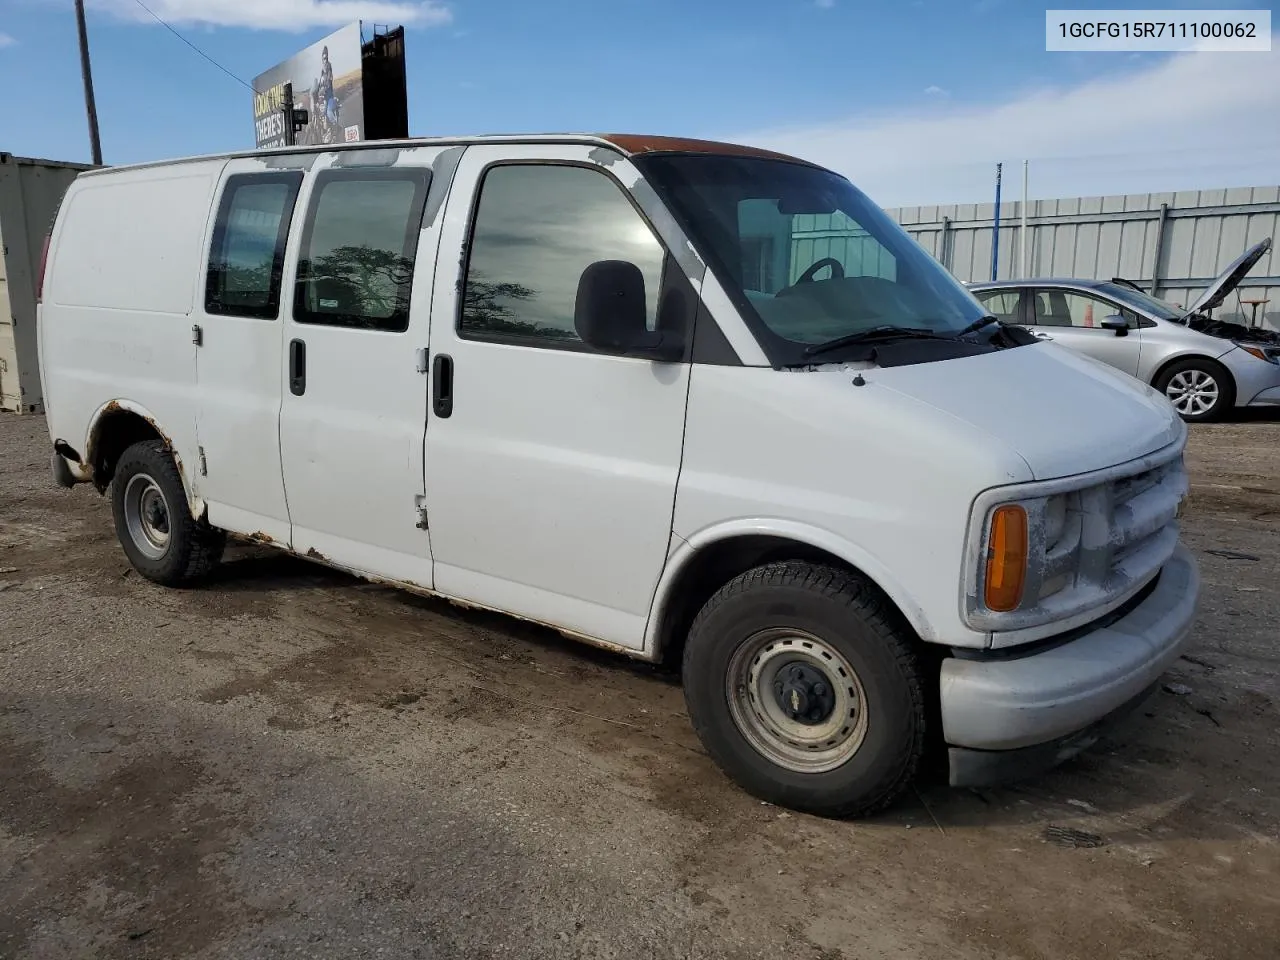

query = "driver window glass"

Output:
[[1035, 290, 1127, 329], [460, 164, 665, 347], [738, 201, 897, 296]]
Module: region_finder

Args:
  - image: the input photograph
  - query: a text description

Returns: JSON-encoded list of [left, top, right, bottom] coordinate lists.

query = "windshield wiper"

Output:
[[956, 314, 1000, 337], [802, 325, 958, 359]]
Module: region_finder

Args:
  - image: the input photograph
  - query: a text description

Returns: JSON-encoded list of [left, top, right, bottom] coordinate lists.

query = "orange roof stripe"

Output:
[[598, 134, 820, 168]]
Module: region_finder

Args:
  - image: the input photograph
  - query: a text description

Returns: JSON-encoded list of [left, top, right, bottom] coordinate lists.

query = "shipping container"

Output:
[[0, 154, 94, 413]]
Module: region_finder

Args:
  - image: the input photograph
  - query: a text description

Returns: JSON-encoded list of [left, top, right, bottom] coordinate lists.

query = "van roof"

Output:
[[77, 133, 823, 178]]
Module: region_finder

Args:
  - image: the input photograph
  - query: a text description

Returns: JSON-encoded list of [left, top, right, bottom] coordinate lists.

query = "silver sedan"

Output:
[[969, 240, 1278, 422]]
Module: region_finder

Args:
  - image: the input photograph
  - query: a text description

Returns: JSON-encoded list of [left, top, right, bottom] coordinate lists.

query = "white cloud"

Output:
[[0, 32, 16, 48], [923, 84, 948, 97], [93, 0, 451, 31], [734, 38, 1280, 206]]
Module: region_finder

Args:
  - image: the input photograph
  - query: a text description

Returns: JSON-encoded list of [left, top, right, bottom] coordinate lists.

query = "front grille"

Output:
[[1104, 454, 1187, 586]]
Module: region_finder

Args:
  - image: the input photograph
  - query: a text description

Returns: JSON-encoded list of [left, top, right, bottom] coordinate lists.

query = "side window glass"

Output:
[[294, 171, 429, 332], [205, 173, 302, 319], [975, 289, 1021, 322], [1035, 290, 1124, 329], [460, 164, 665, 346]]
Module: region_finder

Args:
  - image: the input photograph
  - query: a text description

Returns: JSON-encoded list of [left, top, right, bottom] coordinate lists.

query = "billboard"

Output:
[[253, 22, 366, 149]]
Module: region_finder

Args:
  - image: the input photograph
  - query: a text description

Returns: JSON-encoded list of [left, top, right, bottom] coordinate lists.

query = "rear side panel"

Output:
[[39, 160, 226, 493]]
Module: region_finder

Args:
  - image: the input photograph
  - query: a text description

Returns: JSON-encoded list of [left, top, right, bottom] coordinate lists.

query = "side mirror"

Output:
[[575, 260, 683, 361], [1100, 315, 1129, 337]]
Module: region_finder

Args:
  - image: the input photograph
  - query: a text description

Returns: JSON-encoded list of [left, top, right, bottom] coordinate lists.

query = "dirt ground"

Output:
[[2, 410, 1278, 960]]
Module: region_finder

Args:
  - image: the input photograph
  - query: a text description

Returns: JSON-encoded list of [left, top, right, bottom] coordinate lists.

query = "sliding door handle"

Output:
[[432, 353, 453, 418], [289, 339, 306, 396]]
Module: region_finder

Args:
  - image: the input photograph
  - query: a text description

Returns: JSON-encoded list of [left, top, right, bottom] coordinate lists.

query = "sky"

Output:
[[0, 0, 1277, 206]]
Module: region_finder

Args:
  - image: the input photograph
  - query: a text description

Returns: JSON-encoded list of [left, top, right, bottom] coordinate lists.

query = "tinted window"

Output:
[[975, 289, 1022, 322], [294, 171, 429, 332], [460, 164, 665, 346], [1034, 289, 1130, 328], [205, 173, 302, 319]]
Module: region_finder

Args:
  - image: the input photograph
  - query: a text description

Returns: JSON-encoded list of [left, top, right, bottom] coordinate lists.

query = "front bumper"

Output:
[[1245, 384, 1280, 406], [940, 543, 1199, 786]]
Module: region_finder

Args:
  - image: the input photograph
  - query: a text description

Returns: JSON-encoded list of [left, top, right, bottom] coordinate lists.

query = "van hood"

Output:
[[1186, 237, 1272, 316], [870, 342, 1183, 481]]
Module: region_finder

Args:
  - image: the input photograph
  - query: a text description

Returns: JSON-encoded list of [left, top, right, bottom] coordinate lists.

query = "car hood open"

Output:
[[1186, 237, 1272, 316]]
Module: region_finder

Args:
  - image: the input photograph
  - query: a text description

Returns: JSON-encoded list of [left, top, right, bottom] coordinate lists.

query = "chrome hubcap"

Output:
[[726, 628, 869, 773], [123, 474, 171, 560], [1166, 369, 1219, 416]]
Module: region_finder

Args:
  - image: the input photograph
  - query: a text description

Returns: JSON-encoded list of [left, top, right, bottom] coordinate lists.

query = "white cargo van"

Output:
[[37, 135, 1199, 817]]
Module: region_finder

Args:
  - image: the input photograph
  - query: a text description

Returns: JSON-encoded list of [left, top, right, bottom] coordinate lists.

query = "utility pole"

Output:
[[990, 162, 1002, 282], [1019, 160, 1029, 278], [73, 0, 103, 166]]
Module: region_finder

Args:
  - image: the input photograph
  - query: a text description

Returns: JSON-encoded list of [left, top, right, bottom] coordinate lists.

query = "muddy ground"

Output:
[[2, 411, 1278, 960]]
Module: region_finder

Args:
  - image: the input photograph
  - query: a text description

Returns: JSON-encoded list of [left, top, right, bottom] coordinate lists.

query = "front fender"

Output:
[[643, 517, 940, 659]]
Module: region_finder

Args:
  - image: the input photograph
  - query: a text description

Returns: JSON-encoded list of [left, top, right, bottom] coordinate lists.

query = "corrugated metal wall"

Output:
[[0, 154, 92, 413], [887, 186, 1280, 331]]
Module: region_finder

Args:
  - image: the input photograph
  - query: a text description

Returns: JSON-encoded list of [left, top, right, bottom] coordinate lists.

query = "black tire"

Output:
[[110, 440, 224, 585], [682, 561, 926, 819], [1154, 357, 1235, 423]]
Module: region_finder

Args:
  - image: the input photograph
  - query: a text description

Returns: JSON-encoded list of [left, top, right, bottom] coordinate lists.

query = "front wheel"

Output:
[[1155, 358, 1235, 422], [682, 561, 927, 818], [111, 440, 225, 585]]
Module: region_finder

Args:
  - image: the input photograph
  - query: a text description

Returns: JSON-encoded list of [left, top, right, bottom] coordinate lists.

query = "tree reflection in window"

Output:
[[294, 173, 427, 333], [458, 163, 664, 346]]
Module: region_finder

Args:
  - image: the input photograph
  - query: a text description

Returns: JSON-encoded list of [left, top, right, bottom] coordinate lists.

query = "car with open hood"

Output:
[[969, 238, 1277, 421]]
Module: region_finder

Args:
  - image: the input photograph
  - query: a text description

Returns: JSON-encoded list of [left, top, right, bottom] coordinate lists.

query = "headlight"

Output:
[[978, 493, 1080, 616], [1236, 341, 1280, 364], [964, 447, 1187, 639]]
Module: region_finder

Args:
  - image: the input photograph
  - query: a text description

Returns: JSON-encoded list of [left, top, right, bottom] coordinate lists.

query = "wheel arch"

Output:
[[1149, 352, 1236, 393], [79, 400, 205, 519], [644, 520, 936, 664]]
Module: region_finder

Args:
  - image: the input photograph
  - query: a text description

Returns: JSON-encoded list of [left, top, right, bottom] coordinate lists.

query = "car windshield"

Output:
[[635, 154, 988, 365], [1096, 282, 1185, 320]]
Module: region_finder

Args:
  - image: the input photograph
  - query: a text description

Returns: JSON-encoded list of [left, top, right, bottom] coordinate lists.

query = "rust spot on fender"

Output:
[[598, 134, 821, 168], [243, 531, 276, 545], [304, 547, 328, 562]]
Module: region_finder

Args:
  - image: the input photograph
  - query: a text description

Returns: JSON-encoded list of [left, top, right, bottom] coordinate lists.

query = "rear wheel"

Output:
[[111, 440, 224, 585], [682, 561, 926, 818], [1155, 358, 1234, 422]]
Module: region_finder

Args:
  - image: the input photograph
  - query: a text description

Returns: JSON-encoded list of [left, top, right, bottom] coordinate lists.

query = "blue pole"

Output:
[[991, 162, 1002, 281]]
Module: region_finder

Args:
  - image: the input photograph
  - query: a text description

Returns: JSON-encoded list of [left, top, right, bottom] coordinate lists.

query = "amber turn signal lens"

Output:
[[985, 505, 1028, 612], [1240, 345, 1274, 363]]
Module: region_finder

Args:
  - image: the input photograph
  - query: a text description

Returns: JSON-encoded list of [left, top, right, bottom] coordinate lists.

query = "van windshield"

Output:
[[635, 154, 989, 365]]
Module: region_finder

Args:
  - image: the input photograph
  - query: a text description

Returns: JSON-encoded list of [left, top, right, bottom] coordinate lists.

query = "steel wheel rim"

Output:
[[123, 473, 171, 560], [726, 628, 869, 773], [1166, 369, 1219, 416]]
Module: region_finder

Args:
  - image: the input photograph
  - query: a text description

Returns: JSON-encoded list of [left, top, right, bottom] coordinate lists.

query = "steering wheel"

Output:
[[794, 258, 845, 284]]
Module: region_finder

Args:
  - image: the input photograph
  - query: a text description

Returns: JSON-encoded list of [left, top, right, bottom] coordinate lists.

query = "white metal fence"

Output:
[[886, 186, 1280, 331]]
